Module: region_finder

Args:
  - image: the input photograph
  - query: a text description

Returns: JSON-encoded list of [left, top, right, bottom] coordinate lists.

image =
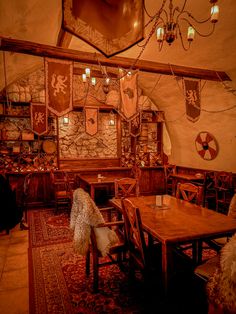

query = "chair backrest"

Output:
[[164, 164, 176, 180], [163, 164, 176, 195], [114, 177, 139, 199], [121, 198, 147, 270], [215, 171, 232, 189], [203, 171, 216, 190], [176, 182, 203, 206]]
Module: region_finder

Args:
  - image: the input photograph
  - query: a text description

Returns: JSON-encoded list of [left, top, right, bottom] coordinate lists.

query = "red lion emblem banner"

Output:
[[45, 58, 73, 116], [30, 103, 48, 135], [184, 79, 201, 122]]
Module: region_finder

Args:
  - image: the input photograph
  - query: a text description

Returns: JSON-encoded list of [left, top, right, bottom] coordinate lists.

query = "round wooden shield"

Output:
[[195, 132, 218, 161], [42, 140, 56, 155]]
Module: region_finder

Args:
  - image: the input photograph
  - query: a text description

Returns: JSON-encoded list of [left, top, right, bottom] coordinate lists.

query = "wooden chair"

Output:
[[114, 177, 139, 228], [50, 170, 73, 213], [195, 234, 236, 314], [121, 198, 161, 283], [204, 193, 236, 252], [176, 182, 204, 206], [114, 177, 139, 199], [176, 182, 204, 264], [215, 171, 233, 213], [85, 206, 127, 292], [196, 171, 217, 209], [164, 164, 176, 195]]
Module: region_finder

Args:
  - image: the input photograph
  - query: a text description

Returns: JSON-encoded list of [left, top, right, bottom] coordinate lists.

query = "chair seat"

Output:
[[211, 237, 228, 246], [194, 255, 220, 281]]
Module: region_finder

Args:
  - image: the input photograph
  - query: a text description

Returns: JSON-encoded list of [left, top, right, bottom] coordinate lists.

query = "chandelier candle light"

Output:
[[82, 68, 96, 86], [153, 0, 219, 51]]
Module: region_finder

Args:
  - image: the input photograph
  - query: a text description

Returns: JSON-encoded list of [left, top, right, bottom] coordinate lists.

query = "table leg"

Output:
[[192, 240, 203, 265], [162, 243, 172, 296], [172, 178, 177, 196], [197, 240, 203, 264]]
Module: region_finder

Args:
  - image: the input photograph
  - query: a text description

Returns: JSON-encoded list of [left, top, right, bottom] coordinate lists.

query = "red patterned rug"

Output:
[[28, 209, 73, 247], [28, 208, 211, 314], [29, 242, 149, 314]]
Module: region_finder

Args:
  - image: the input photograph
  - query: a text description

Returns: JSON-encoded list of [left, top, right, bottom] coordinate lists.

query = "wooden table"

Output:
[[77, 174, 125, 200], [109, 194, 236, 294], [170, 173, 204, 195]]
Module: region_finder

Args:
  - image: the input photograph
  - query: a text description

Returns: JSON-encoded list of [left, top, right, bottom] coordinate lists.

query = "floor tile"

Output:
[[7, 242, 28, 257], [0, 256, 5, 279], [4, 253, 28, 272], [10, 236, 29, 246], [0, 267, 28, 291], [0, 244, 9, 257], [0, 287, 29, 314], [10, 230, 29, 239]]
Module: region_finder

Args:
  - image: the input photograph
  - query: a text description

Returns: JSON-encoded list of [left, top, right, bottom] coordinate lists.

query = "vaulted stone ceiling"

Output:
[[1, 1, 236, 85]]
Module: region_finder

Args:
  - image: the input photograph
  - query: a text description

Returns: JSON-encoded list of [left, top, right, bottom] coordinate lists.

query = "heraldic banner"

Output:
[[30, 103, 48, 135], [45, 58, 73, 116], [184, 79, 201, 122], [129, 113, 141, 137], [119, 71, 139, 121], [62, 0, 143, 57], [85, 107, 98, 136]]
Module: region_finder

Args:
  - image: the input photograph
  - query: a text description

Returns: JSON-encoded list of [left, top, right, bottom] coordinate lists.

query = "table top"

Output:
[[77, 174, 126, 185], [110, 195, 236, 244], [170, 173, 204, 181]]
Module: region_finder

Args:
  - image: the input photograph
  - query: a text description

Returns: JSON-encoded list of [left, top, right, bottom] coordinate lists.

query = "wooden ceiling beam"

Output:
[[0, 36, 231, 81], [57, 29, 72, 48]]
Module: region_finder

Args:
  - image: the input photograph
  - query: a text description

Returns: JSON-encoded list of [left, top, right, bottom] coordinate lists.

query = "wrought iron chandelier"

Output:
[[144, 0, 219, 51]]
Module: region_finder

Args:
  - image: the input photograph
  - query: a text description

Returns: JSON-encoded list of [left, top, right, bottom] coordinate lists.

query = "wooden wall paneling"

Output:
[[59, 158, 121, 169], [138, 167, 165, 195], [6, 167, 235, 209], [7, 172, 54, 208]]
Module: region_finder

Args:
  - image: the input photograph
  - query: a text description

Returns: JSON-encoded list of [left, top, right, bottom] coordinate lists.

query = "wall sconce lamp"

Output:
[[63, 115, 69, 125], [108, 110, 115, 126]]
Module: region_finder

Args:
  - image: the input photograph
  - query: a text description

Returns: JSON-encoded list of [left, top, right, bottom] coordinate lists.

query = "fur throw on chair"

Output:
[[207, 233, 236, 313], [70, 188, 119, 256], [228, 194, 236, 219]]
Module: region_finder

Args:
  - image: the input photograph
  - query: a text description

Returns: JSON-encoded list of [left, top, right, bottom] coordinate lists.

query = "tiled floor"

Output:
[[0, 225, 29, 314]]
